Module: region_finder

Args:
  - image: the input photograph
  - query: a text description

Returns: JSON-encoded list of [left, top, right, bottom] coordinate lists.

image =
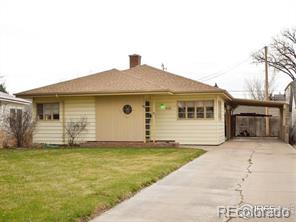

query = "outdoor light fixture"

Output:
[[160, 104, 166, 110]]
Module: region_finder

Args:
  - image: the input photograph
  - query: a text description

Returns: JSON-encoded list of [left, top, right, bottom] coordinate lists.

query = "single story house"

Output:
[[16, 55, 289, 145], [0, 92, 31, 147], [284, 80, 296, 143], [285, 80, 296, 123]]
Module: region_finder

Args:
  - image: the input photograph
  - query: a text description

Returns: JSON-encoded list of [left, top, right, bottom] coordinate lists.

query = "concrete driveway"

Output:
[[91, 139, 296, 222]]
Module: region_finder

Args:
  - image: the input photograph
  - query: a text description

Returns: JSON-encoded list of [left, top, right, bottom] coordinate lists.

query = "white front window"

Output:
[[177, 100, 214, 119], [37, 103, 60, 120]]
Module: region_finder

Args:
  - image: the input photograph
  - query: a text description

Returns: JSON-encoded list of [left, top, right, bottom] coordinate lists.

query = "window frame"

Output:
[[177, 101, 186, 119], [185, 101, 195, 119], [10, 108, 16, 119], [36, 103, 60, 121], [10, 108, 22, 118], [177, 100, 215, 120], [205, 106, 214, 119]]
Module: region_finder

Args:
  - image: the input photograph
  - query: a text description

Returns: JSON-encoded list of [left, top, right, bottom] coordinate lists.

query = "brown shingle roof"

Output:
[[123, 65, 225, 93], [15, 65, 230, 97]]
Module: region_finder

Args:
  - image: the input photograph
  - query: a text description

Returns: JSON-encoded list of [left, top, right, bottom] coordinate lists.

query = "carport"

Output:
[[225, 98, 289, 143]]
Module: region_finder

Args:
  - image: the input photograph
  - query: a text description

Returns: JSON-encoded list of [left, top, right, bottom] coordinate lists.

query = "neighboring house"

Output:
[[285, 80, 296, 143], [271, 93, 285, 101], [0, 92, 31, 147], [285, 81, 296, 124], [15, 55, 288, 145]]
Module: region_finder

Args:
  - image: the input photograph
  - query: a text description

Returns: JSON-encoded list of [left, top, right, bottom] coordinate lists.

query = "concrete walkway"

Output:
[[91, 139, 296, 222]]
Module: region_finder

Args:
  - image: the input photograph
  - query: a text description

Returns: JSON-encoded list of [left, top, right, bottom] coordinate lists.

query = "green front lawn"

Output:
[[0, 147, 205, 222]]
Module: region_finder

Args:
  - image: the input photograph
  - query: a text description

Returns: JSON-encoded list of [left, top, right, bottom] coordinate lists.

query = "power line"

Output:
[[200, 58, 250, 81], [198, 57, 251, 81], [227, 89, 285, 92]]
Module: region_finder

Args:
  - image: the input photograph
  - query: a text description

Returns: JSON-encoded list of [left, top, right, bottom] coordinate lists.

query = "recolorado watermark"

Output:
[[217, 204, 294, 219]]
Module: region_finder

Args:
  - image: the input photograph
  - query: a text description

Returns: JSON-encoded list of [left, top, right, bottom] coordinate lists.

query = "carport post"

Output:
[[280, 104, 289, 143], [264, 46, 270, 137]]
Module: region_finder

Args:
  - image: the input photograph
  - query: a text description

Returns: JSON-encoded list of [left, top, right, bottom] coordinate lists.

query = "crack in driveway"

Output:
[[224, 149, 255, 222]]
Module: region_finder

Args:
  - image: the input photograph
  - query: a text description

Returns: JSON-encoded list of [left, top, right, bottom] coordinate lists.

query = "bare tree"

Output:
[[245, 72, 277, 100], [65, 117, 87, 146], [252, 28, 296, 80], [2, 109, 36, 147]]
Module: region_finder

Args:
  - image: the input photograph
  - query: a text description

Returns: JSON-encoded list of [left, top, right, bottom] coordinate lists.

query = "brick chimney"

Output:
[[129, 54, 141, 68]]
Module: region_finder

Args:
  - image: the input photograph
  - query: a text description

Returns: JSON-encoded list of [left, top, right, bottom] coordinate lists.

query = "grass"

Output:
[[0, 147, 205, 222]]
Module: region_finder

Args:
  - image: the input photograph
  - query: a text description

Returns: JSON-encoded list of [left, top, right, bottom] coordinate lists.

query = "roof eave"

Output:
[[172, 90, 233, 100], [231, 98, 287, 108], [16, 89, 233, 100], [15, 90, 174, 98], [284, 79, 296, 91], [0, 98, 31, 105]]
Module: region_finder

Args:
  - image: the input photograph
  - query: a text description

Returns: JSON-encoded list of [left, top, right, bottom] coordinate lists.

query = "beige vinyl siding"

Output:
[[217, 97, 225, 144], [32, 94, 225, 145], [33, 96, 96, 144], [64, 97, 96, 143], [151, 94, 225, 145], [33, 98, 64, 144]]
